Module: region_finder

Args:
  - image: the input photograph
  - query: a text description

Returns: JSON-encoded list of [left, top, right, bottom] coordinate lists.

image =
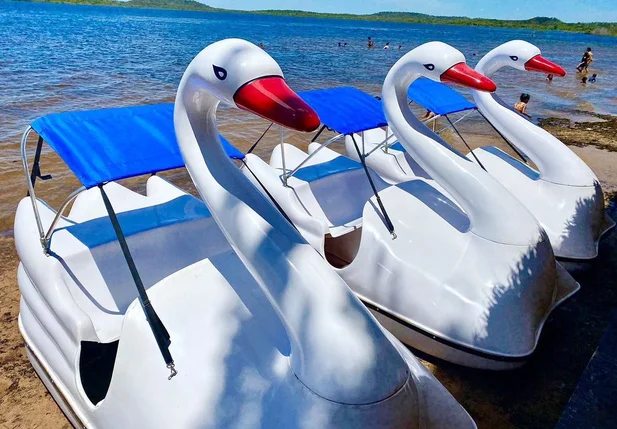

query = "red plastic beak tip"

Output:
[[441, 62, 497, 92], [233, 76, 320, 132], [524, 55, 566, 77]]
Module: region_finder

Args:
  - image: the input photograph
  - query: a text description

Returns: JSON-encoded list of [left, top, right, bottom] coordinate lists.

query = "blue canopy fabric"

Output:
[[407, 77, 476, 116], [299, 87, 387, 135], [31, 103, 244, 189]]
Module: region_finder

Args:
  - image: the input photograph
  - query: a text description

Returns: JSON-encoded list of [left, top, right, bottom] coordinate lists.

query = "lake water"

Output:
[[1, 0, 617, 232]]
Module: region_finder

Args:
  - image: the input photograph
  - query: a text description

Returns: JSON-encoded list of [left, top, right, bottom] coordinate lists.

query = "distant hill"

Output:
[[18, 0, 617, 36], [20, 0, 217, 11], [124, 0, 216, 11]]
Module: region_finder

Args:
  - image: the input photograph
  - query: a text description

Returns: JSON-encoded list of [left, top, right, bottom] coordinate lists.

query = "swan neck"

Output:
[[383, 61, 540, 245], [174, 69, 409, 405], [472, 60, 597, 186], [475, 53, 502, 78]]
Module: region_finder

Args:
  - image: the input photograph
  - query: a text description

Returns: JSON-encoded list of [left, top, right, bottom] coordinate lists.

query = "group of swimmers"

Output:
[[367, 37, 403, 50], [514, 46, 599, 118], [334, 39, 598, 121]]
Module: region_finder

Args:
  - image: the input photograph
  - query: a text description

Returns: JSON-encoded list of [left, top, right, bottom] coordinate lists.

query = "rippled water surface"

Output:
[[1, 0, 617, 231]]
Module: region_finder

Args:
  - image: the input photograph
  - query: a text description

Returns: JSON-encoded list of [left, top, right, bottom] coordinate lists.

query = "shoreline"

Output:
[[12, 0, 617, 37]]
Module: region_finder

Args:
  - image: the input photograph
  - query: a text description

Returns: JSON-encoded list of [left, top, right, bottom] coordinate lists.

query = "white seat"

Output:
[[269, 144, 389, 236], [48, 189, 228, 343]]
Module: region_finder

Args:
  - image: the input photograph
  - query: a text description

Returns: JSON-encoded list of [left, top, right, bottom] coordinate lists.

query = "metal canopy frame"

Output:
[[244, 121, 398, 238], [404, 100, 529, 168], [20, 125, 176, 379]]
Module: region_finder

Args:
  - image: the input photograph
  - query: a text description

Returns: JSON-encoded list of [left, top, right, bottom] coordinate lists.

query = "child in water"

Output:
[[514, 93, 532, 119], [589, 74, 597, 83]]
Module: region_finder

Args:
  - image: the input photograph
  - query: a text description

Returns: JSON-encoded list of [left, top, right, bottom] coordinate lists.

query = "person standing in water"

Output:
[[367, 37, 375, 49], [514, 93, 532, 119], [546, 74, 554, 82], [576, 47, 593, 72], [383, 42, 390, 50]]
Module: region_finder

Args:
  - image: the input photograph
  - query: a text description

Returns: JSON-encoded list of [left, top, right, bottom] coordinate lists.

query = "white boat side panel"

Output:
[[471, 146, 614, 259]]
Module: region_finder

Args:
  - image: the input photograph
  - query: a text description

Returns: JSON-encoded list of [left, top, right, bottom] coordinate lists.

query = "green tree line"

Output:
[[17, 0, 617, 36]]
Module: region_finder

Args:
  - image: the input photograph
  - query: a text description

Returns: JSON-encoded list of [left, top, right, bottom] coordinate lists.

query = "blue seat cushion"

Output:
[[389, 142, 405, 152], [293, 156, 363, 183], [56, 195, 211, 249]]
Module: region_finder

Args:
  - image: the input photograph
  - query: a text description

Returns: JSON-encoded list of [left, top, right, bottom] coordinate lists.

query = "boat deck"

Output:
[[1, 200, 616, 429]]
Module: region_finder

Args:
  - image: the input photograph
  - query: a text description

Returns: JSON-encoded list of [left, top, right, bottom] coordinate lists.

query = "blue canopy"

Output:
[[407, 77, 476, 116], [31, 103, 244, 189], [299, 87, 387, 135]]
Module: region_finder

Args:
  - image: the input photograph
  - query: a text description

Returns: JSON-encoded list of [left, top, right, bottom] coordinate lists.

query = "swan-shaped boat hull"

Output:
[[243, 43, 579, 369], [472, 40, 615, 262], [15, 40, 476, 427]]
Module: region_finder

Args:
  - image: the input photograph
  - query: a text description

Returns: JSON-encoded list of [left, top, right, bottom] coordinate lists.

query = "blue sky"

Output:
[[203, 0, 617, 23]]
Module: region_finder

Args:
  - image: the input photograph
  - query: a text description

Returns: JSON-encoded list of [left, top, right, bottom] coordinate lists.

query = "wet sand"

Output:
[[1, 113, 616, 428]]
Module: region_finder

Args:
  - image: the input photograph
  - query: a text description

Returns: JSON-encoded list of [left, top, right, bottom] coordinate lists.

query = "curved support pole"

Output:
[[20, 126, 45, 246], [42, 186, 86, 254]]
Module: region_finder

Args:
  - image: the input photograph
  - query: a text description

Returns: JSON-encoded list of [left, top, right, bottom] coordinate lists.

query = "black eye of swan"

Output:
[[510, 56, 519, 61], [423, 64, 435, 71], [213, 65, 227, 80]]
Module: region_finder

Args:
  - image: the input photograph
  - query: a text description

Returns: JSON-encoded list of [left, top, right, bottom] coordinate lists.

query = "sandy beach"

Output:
[[0, 111, 616, 428]]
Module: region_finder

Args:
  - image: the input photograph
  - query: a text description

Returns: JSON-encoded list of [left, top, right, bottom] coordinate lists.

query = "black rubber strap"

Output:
[[98, 185, 175, 376], [350, 135, 396, 237], [445, 116, 487, 172], [27, 136, 52, 195], [242, 160, 299, 231], [477, 110, 529, 164], [247, 123, 273, 154], [311, 125, 327, 143]]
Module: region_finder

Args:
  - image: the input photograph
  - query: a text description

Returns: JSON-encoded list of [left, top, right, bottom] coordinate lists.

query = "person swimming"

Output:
[[367, 37, 375, 49], [514, 93, 532, 119], [588, 73, 597, 83], [383, 42, 390, 50]]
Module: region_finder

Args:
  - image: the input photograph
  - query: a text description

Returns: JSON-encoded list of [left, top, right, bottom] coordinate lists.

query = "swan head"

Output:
[[484, 40, 566, 77], [183, 38, 320, 132], [404, 41, 497, 92]]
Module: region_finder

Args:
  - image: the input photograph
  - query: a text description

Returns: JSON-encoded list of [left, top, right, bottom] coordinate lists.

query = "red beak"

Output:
[[234, 76, 320, 132], [441, 62, 497, 92], [524, 55, 566, 77]]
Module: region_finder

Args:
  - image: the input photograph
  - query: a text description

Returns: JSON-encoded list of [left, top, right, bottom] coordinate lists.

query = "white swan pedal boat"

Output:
[[354, 41, 614, 265], [472, 40, 615, 263], [242, 42, 579, 370], [14, 40, 475, 428]]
